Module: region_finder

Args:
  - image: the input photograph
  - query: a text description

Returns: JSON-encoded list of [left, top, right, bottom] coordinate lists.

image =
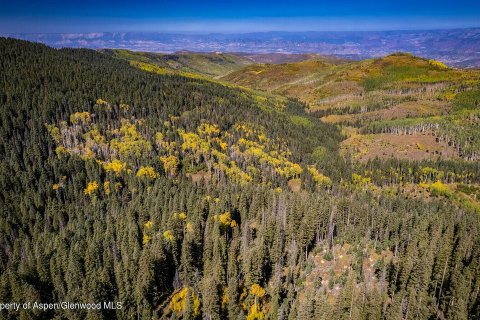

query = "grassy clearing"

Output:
[[340, 133, 459, 162]]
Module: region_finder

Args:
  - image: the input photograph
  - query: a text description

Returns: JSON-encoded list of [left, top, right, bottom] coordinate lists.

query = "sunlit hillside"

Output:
[[101, 49, 254, 78]]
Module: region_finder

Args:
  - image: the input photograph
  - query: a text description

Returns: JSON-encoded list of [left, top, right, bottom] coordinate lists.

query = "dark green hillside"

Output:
[[1, 38, 480, 320]]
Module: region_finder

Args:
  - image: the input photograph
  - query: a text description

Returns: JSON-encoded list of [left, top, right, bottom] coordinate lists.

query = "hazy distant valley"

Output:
[[4, 28, 480, 68]]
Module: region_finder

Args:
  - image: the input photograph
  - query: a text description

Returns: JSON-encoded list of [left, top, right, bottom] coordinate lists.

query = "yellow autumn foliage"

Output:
[[197, 122, 220, 137], [55, 146, 70, 157], [214, 137, 228, 151], [178, 212, 187, 221], [246, 304, 265, 320], [83, 147, 95, 160], [46, 124, 61, 143], [83, 126, 106, 145], [103, 159, 127, 175], [169, 287, 200, 317], [215, 161, 252, 184], [221, 290, 229, 308], [70, 112, 91, 125], [110, 121, 152, 157], [95, 98, 109, 106], [239, 136, 301, 179], [308, 166, 332, 187], [282, 163, 303, 179], [155, 132, 164, 145], [234, 123, 255, 136], [142, 234, 151, 245], [217, 211, 238, 228], [163, 230, 175, 242], [136, 166, 158, 179], [420, 167, 444, 182], [144, 220, 153, 229], [103, 181, 111, 195], [258, 133, 269, 143], [429, 180, 453, 197], [428, 59, 448, 70], [179, 130, 211, 156], [84, 181, 98, 196], [442, 91, 456, 101], [160, 155, 179, 177], [186, 222, 194, 234], [352, 173, 371, 186], [250, 284, 265, 298]]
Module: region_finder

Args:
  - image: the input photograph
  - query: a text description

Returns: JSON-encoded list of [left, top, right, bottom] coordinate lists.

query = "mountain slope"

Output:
[[223, 53, 480, 163], [1, 38, 480, 320], [223, 53, 477, 105], [101, 49, 254, 78], [234, 52, 348, 64], [221, 58, 344, 103]]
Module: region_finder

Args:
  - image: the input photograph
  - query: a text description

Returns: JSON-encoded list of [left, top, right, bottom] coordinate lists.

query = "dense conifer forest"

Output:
[[0, 38, 479, 319]]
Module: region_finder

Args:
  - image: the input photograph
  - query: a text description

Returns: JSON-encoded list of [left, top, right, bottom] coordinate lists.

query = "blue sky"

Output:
[[1, 0, 479, 33]]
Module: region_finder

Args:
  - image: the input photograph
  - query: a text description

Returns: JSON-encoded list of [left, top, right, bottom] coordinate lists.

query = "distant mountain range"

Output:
[[2, 28, 480, 68]]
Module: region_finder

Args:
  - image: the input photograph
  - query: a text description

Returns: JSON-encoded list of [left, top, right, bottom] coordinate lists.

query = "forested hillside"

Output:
[[1, 38, 480, 319]]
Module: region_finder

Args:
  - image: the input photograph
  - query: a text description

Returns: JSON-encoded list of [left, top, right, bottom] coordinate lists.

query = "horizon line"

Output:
[[2, 26, 480, 35]]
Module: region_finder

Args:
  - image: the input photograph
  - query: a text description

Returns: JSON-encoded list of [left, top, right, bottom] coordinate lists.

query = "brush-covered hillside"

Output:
[[221, 58, 347, 100], [223, 53, 480, 161], [101, 49, 254, 78], [223, 52, 477, 108], [1, 38, 480, 320], [234, 52, 347, 64]]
